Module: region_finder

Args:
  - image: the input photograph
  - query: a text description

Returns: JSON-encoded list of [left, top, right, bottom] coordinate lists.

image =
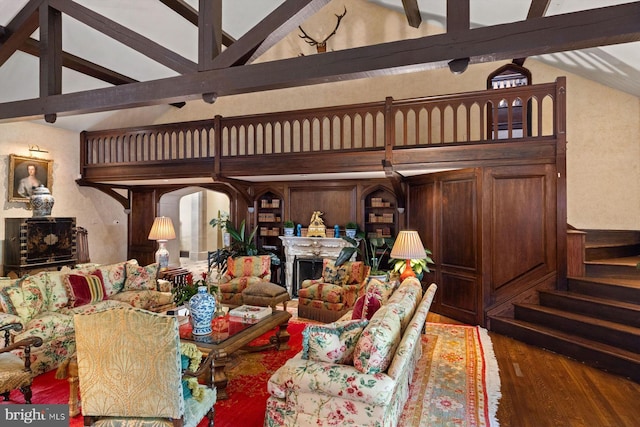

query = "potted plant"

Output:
[[390, 248, 435, 281], [209, 210, 230, 246], [335, 232, 395, 280], [345, 222, 358, 238], [283, 220, 295, 236]]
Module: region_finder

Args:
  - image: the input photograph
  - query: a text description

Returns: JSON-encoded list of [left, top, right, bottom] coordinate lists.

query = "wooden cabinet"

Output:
[[3, 217, 77, 277], [363, 189, 396, 239]]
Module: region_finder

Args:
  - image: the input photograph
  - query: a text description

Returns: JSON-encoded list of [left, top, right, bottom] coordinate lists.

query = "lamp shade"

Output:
[[148, 216, 176, 241], [390, 230, 425, 260]]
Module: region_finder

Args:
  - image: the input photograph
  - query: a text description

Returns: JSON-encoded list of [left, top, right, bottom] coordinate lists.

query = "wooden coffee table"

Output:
[[61, 309, 291, 415], [179, 309, 292, 400]]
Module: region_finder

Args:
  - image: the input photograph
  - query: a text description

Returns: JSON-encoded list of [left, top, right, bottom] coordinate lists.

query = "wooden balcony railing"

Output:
[[80, 78, 564, 179]]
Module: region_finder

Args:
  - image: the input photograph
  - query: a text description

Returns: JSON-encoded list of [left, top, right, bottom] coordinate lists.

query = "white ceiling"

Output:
[[1, 0, 639, 133]]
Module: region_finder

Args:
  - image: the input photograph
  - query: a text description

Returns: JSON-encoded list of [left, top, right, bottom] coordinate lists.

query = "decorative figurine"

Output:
[[307, 211, 326, 237], [296, 223, 302, 237], [334, 224, 340, 238]]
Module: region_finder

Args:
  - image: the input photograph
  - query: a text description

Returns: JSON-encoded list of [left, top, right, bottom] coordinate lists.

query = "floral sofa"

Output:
[[297, 259, 370, 323], [265, 277, 437, 427], [0, 260, 174, 375]]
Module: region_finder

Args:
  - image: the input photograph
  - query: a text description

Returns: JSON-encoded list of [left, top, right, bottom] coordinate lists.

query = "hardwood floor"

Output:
[[428, 313, 640, 427]]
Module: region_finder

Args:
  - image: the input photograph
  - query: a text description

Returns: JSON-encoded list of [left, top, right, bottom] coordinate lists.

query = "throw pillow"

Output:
[[353, 306, 402, 374], [302, 319, 369, 364], [64, 271, 107, 307], [0, 276, 47, 322], [352, 292, 382, 320], [322, 260, 350, 286], [365, 277, 397, 303], [124, 262, 159, 291]]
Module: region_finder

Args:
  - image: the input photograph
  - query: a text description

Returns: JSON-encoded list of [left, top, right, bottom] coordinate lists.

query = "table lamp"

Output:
[[148, 216, 176, 270], [390, 230, 426, 281]]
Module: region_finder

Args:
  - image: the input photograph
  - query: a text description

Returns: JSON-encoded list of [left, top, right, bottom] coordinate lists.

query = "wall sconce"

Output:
[[397, 207, 405, 214], [28, 145, 48, 153], [448, 58, 470, 75], [248, 207, 255, 213]]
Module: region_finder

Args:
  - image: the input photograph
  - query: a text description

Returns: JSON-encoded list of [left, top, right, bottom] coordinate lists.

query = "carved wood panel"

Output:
[[128, 188, 157, 265]]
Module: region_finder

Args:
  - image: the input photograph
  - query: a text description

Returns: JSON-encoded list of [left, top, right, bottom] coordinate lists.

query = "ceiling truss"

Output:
[[0, 0, 639, 123]]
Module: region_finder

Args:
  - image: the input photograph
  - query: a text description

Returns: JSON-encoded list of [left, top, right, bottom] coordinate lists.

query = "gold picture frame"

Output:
[[8, 154, 54, 203]]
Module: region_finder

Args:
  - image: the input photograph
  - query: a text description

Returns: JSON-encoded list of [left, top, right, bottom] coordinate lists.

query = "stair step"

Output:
[[585, 245, 640, 261], [539, 289, 640, 328], [568, 276, 640, 303], [584, 257, 640, 279], [514, 303, 640, 353], [490, 316, 640, 382]]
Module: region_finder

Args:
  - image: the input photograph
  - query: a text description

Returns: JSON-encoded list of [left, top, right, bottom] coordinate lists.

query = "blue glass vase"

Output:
[[189, 286, 216, 335]]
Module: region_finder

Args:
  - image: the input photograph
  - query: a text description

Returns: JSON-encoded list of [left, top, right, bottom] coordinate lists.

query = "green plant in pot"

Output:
[[172, 271, 219, 306], [335, 231, 395, 279], [390, 248, 435, 281], [345, 222, 358, 238], [283, 220, 295, 236], [208, 218, 281, 278]]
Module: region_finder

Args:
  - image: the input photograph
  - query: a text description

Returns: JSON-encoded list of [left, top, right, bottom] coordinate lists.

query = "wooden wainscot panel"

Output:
[[439, 272, 480, 325], [440, 176, 478, 270], [128, 188, 158, 265], [287, 182, 358, 229], [482, 164, 557, 305]]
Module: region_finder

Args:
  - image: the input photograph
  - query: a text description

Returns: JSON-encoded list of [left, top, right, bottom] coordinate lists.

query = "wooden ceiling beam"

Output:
[[198, 0, 222, 71], [20, 38, 137, 85], [401, 0, 422, 28], [1, 2, 639, 121], [447, 0, 469, 33], [514, 0, 552, 66], [527, 0, 552, 19], [158, 0, 235, 46], [0, 0, 42, 66], [39, 3, 63, 123], [213, 0, 332, 68], [48, 0, 197, 73]]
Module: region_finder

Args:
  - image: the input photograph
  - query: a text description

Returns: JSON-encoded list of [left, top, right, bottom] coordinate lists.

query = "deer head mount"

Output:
[[298, 7, 347, 53]]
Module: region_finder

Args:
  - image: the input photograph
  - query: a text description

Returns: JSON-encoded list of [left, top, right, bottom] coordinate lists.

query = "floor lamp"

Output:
[[148, 216, 176, 270], [390, 230, 426, 281]]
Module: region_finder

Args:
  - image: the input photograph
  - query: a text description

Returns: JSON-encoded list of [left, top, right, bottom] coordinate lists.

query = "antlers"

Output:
[[299, 7, 347, 53]]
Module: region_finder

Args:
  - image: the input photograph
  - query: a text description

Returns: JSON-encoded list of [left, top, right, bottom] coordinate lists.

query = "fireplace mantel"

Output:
[[279, 236, 355, 295]]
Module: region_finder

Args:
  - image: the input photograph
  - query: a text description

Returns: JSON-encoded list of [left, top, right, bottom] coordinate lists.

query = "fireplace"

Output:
[[279, 236, 355, 295], [292, 257, 323, 297]]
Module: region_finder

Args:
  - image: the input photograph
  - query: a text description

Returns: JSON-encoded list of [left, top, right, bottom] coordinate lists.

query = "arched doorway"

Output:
[[157, 187, 230, 266]]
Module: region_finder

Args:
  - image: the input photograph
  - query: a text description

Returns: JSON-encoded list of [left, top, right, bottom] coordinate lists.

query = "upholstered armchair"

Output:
[[0, 323, 43, 404], [297, 259, 370, 322], [218, 255, 272, 306], [73, 307, 216, 427]]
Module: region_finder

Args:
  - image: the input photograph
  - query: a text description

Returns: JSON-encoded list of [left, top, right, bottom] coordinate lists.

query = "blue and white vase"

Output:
[[189, 286, 216, 335], [30, 185, 54, 217]]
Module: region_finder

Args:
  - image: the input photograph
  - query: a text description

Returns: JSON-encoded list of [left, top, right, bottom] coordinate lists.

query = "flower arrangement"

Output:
[[172, 271, 219, 306]]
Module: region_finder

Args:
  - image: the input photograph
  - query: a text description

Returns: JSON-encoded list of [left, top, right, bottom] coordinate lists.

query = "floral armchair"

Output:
[[74, 306, 216, 427], [297, 259, 370, 322], [218, 255, 272, 306]]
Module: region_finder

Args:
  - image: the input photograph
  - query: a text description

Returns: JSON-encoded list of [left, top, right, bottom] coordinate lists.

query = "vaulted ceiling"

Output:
[[1, 0, 639, 132]]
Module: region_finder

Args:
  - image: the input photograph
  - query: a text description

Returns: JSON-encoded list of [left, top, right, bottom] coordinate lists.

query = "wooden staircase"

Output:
[[490, 230, 640, 382]]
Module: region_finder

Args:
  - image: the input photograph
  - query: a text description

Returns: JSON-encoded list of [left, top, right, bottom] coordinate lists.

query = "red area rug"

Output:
[[1, 321, 500, 427]]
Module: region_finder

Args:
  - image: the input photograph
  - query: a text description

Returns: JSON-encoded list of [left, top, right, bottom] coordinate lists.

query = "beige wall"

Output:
[[0, 122, 128, 272]]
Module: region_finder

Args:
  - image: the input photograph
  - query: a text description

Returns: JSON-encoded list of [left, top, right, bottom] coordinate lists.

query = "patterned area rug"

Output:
[[2, 320, 500, 427], [399, 323, 501, 427]]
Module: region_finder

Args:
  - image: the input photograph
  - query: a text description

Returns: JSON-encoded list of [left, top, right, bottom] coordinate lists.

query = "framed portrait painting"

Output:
[[8, 154, 54, 203]]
